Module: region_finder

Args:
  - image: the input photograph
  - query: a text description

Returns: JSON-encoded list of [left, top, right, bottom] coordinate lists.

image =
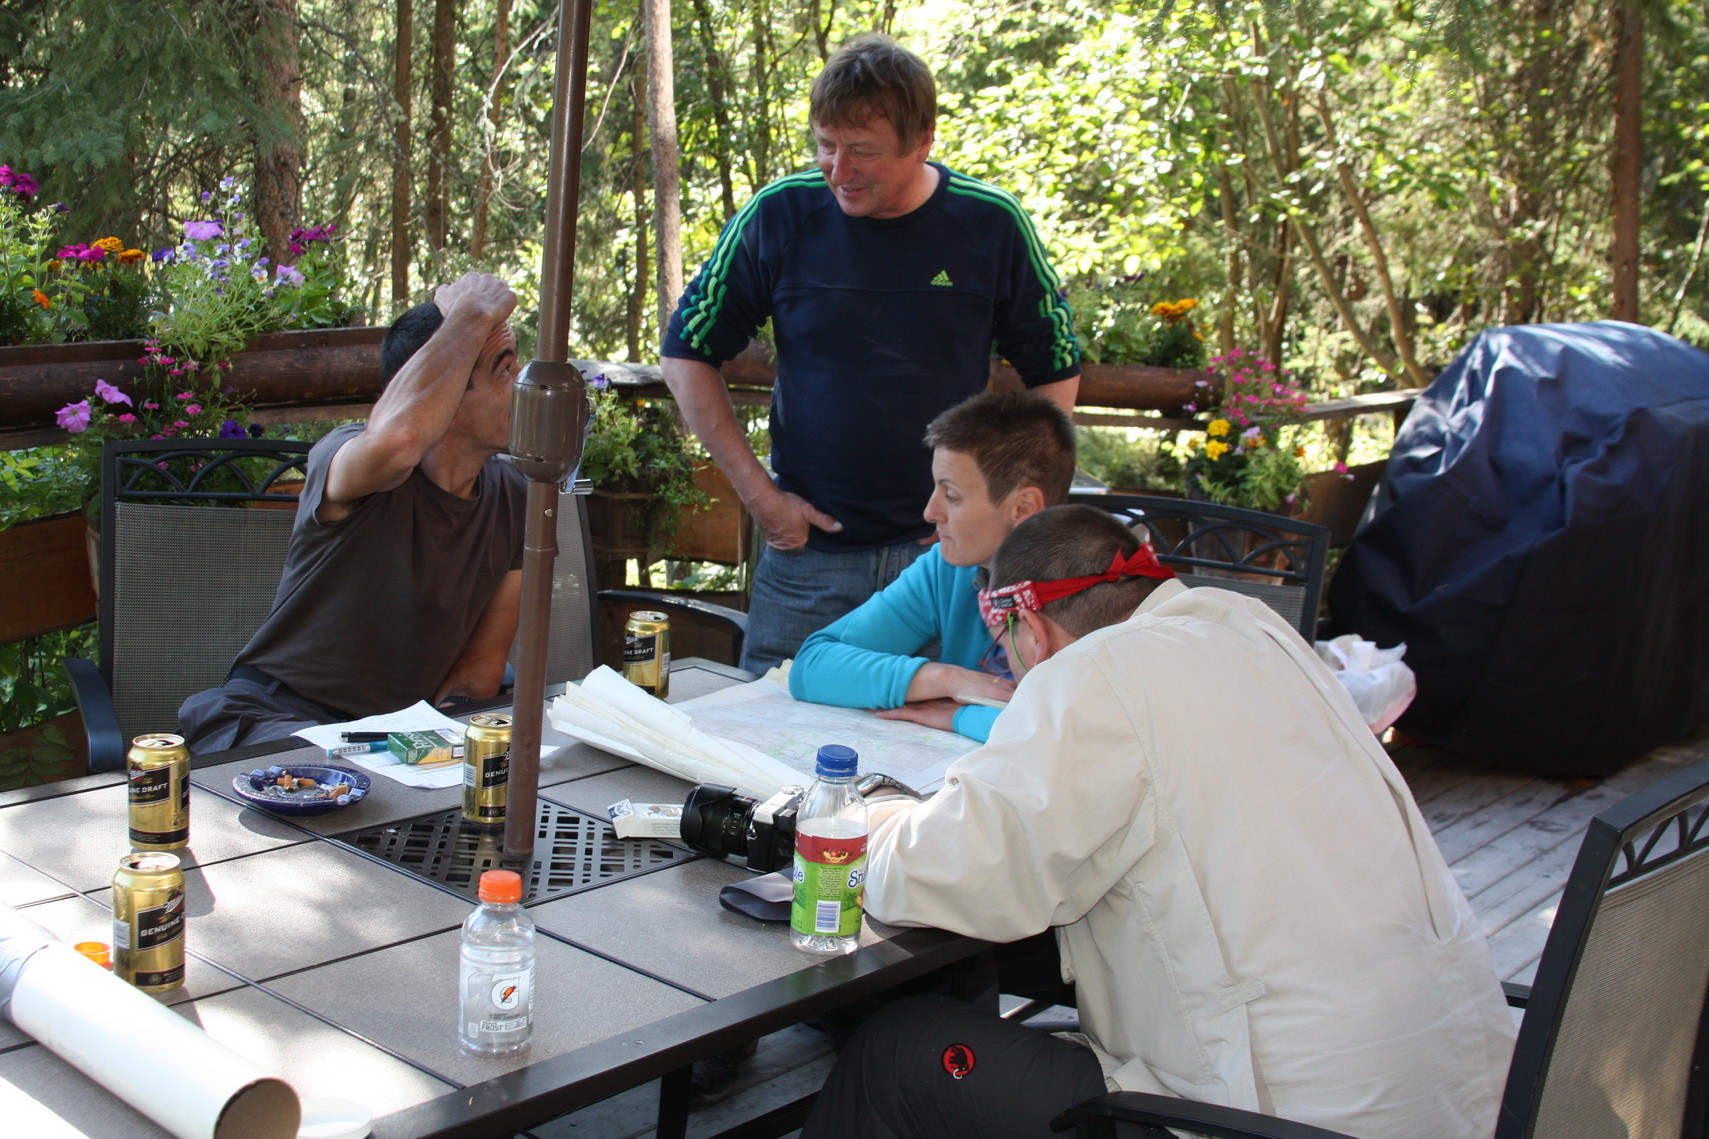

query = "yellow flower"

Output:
[[1207, 418, 1231, 437], [1205, 439, 1230, 460], [93, 236, 124, 253], [118, 248, 145, 264], [1177, 298, 1197, 311]]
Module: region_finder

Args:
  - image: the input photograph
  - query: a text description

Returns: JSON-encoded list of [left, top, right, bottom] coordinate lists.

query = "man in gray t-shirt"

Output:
[[178, 273, 526, 753]]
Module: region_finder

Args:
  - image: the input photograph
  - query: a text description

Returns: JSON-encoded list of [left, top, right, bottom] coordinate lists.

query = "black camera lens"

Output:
[[680, 784, 756, 860]]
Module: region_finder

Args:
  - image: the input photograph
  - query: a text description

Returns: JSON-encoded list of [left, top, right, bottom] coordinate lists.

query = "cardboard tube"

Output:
[[0, 905, 299, 1139]]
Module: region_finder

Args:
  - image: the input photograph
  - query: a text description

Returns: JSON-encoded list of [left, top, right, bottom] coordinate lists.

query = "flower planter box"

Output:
[[0, 710, 87, 789], [0, 326, 386, 434], [667, 462, 748, 566], [0, 513, 96, 643]]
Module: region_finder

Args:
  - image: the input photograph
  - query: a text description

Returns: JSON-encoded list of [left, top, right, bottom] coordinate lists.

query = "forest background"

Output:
[[4, 0, 1706, 388], [0, 0, 1706, 778]]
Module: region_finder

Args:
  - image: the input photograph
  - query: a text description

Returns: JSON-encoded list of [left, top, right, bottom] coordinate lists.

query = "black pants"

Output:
[[801, 993, 1148, 1139]]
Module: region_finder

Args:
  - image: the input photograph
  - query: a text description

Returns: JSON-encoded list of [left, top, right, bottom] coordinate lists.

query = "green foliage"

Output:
[[1071, 282, 1209, 368], [1181, 351, 1310, 515], [0, 625, 92, 791], [1075, 426, 1182, 493], [0, 447, 87, 528], [579, 374, 707, 542]]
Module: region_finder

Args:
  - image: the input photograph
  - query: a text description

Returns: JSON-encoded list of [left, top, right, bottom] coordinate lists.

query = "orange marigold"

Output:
[[117, 248, 146, 264], [93, 236, 125, 253], [32, 289, 50, 309]]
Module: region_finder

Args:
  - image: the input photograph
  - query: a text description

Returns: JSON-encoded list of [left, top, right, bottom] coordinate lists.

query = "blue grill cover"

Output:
[[1328, 322, 1709, 774]]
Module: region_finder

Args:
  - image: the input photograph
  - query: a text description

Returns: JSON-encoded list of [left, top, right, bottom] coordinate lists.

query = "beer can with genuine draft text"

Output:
[[127, 733, 190, 850], [623, 611, 670, 699], [112, 851, 186, 992], [462, 713, 513, 830]]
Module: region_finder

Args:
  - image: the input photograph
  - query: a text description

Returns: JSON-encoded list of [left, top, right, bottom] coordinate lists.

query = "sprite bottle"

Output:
[[790, 744, 868, 955]]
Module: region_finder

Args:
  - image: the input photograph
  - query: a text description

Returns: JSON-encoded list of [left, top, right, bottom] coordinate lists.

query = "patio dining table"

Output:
[[0, 658, 988, 1138]]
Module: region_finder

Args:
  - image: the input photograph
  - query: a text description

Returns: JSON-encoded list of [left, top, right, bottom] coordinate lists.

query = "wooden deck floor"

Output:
[[532, 724, 1709, 1139]]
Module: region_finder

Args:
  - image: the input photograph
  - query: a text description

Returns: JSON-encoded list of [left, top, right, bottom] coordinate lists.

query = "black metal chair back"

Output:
[[96, 438, 310, 753], [1497, 758, 1709, 1138], [1069, 493, 1329, 642]]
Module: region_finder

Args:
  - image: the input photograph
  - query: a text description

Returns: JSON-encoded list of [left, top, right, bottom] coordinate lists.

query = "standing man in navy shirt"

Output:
[[662, 33, 1080, 674]]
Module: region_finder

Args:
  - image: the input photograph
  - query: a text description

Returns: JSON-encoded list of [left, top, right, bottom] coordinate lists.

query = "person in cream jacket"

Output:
[[801, 505, 1516, 1139]]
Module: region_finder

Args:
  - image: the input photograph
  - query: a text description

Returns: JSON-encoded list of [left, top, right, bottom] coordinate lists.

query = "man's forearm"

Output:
[[365, 306, 495, 465], [661, 356, 775, 506]]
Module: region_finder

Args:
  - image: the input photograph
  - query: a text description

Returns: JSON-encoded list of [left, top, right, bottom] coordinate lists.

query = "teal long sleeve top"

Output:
[[787, 546, 1003, 742]]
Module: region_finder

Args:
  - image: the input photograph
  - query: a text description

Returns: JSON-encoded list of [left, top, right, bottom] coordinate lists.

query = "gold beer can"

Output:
[[127, 733, 190, 850], [623, 610, 670, 699], [462, 713, 513, 831], [112, 852, 186, 992]]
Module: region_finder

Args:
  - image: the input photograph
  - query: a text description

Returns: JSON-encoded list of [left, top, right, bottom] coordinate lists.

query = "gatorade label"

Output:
[[791, 832, 867, 938]]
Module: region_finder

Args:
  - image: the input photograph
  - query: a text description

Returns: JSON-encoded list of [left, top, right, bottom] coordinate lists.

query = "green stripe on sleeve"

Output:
[[946, 175, 1078, 373], [680, 171, 824, 353]]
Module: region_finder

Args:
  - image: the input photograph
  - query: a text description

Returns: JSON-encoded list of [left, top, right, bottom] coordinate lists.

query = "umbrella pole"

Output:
[[503, 0, 596, 868]]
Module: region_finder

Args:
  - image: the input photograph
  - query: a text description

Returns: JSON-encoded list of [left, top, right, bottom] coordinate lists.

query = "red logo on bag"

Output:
[[941, 1043, 976, 1079]]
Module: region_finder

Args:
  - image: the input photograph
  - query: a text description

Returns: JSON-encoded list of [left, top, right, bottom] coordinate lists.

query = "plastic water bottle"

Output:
[[458, 869, 535, 1055], [790, 744, 868, 956]]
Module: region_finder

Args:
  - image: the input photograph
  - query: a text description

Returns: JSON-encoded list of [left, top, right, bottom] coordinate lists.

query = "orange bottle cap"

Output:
[[74, 941, 112, 968], [478, 869, 523, 903]]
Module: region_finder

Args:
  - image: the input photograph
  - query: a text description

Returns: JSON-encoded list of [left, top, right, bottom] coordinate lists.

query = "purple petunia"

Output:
[[248, 423, 266, 439], [219, 419, 246, 439], [184, 220, 223, 242], [93, 379, 132, 406], [590, 373, 610, 389], [274, 264, 305, 288], [55, 400, 92, 433]]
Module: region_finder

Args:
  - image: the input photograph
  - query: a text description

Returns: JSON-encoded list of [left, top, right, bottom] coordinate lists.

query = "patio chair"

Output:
[[1070, 493, 1329, 642], [1051, 758, 1709, 1138], [64, 438, 312, 772]]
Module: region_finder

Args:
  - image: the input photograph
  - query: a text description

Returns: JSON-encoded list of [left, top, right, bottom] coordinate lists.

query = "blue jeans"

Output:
[[741, 539, 930, 674]]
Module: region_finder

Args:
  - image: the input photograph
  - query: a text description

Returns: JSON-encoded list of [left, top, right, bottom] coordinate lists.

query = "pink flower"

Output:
[[184, 404, 202, 415], [176, 392, 194, 400], [55, 400, 92, 433], [117, 413, 137, 422], [173, 420, 190, 429], [142, 401, 160, 410], [93, 379, 132, 406], [1334, 462, 1349, 474]]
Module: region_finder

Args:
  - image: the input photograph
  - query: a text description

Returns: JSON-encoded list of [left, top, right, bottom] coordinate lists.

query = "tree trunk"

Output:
[[628, 71, 650, 363], [689, 0, 739, 220], [252, 0, 304, 267], [472, 0, 512, 261], [643, 0, 684, 332], [1610, 0, 1643, 322], [390, 0, 414, 304], [425, 0, 456, 253]]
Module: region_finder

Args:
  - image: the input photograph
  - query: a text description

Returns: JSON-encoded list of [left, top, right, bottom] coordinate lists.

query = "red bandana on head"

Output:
[[977, 544, 1176, 625]]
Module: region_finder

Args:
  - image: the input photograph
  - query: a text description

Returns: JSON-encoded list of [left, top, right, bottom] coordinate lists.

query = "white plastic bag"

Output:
[[1315, 635, 1417, 734]]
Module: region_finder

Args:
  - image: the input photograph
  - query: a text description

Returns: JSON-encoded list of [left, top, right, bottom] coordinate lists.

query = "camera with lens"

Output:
[[679, 774, 925, 873], [679, 784, 803, 873]]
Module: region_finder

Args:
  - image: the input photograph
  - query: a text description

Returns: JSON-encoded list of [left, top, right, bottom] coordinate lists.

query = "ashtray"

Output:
[[232, 764, 372, 817]]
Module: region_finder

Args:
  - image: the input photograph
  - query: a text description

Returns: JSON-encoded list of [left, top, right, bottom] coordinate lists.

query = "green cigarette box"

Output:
[[386, 729, 463, 765]]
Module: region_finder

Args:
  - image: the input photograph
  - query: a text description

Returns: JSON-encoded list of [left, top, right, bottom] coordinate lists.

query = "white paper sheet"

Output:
[[293, 702, 469, 788], [678, 683, 977, 793]]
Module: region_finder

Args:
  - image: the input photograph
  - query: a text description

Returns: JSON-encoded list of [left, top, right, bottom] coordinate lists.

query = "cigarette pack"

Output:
[[607, 800, 683, 839], [386, 729, 464, 765]]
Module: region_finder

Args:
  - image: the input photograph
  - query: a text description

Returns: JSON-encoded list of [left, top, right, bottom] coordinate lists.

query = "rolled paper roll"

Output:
[[0, 904, 299, 1139]]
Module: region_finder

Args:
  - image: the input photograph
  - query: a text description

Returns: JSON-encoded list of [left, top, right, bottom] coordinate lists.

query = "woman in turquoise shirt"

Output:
[[788, 390, 1076, 740]]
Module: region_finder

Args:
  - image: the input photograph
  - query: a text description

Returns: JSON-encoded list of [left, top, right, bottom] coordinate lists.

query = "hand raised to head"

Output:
[[434, 272, 517, 327]]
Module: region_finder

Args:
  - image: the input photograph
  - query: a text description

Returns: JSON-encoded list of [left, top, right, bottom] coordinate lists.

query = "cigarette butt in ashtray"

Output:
[[0, 903, 300, 1139]]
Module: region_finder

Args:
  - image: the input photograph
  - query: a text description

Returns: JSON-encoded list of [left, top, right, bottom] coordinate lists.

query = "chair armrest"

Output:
[[1050, 1092, 1356, 1139], [62, 656, 125, 774], [600, 590, 748, 662], [1502, 981, 1530, 1008]]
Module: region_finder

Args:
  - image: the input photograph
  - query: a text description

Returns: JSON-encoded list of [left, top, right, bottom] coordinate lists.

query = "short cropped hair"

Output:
[[924, 390, 1076, 506], [380, 302, 444, 387], [810, 34, 936, 148], [990, 506, 1165, 637]]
